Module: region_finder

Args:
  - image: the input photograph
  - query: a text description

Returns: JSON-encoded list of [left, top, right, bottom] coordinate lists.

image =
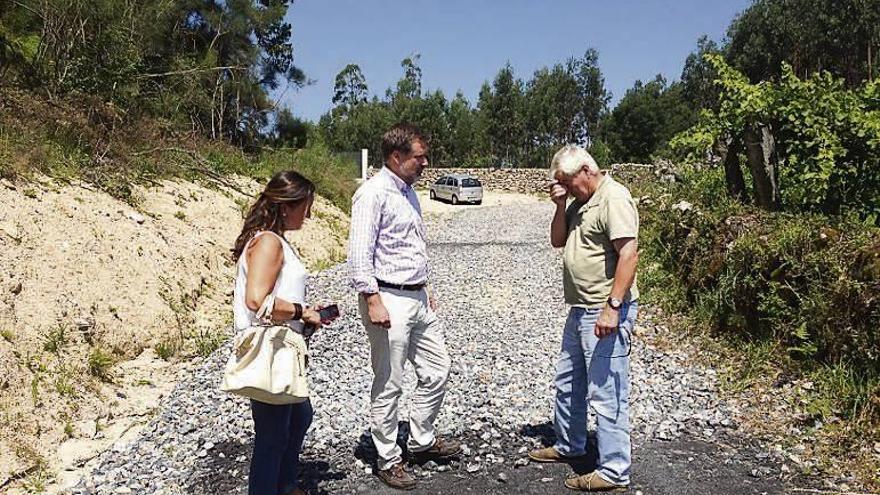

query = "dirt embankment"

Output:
[[0, 176, 348, 491]]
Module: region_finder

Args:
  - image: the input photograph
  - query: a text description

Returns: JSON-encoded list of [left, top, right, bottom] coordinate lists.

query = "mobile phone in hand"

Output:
[[317, 304, 339, 321]]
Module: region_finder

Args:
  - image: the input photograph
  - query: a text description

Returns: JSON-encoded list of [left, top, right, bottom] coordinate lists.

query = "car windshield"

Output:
[[461, 178, 481, 187]]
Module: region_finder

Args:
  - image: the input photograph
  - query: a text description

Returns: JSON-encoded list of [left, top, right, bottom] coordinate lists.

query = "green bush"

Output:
[[154, 336, 180, 361], [668, 56, 880, 221], [638, 167, 880, 420], [258, 145, 359, 213]]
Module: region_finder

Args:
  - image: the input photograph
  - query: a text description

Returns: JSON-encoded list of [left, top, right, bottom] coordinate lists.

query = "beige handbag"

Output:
[[220, 295, 310, 404]]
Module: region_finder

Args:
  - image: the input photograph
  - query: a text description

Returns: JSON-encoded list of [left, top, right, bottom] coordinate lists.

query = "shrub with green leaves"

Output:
[[669, 55, 880, 221], [637, 167, 880, 420]]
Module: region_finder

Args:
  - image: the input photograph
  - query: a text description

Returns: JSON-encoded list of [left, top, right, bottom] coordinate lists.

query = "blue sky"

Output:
[[277, 1, 752, 122]]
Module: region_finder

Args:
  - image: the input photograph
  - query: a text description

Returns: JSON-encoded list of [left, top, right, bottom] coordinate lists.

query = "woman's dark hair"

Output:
[[231, 170, 315, 261]]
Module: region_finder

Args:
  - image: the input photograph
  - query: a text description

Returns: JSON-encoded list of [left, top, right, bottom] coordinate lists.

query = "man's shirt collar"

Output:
[[381, 166, 411, 192]]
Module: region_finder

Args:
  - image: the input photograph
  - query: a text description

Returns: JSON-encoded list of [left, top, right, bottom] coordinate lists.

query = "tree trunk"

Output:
[[744, 124, 780, 210], [869, 41, 873, 82], [720, 136, 747, 202]]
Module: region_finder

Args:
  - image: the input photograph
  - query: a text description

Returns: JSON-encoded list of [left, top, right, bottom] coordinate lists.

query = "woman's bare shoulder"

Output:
[[246, 232, 283, 260]]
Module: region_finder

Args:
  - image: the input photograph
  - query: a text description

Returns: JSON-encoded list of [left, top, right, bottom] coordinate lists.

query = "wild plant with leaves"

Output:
[[670, 55, 880, 222]]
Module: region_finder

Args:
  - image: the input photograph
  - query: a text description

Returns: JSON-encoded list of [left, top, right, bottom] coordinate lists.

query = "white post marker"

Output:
[[360, 148, 369, 182]]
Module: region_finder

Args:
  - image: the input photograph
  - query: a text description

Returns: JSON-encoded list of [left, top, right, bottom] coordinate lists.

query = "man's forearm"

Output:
[[550, 204, 567, 248], [609, 248, 638, 300], [271, 297, 303, 321]]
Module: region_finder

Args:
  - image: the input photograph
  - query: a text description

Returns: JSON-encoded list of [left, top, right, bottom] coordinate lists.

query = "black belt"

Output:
[[377, 280, 426, 291]]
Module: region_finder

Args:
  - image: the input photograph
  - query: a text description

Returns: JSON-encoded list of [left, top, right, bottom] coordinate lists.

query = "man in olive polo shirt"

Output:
[[528, 145, 639, 492]]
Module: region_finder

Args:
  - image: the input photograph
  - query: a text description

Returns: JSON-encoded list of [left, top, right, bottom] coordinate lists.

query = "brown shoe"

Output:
[[413, 436, 462, 460], [527, 446, 586, 463], [377, 462, 417, 490], [564, 471, 628, 492]]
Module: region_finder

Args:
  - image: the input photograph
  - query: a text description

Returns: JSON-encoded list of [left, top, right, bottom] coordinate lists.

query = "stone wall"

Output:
[[368, 163, 659, 194], [369, 167, 551, 194], [418, 168, 554, 194]]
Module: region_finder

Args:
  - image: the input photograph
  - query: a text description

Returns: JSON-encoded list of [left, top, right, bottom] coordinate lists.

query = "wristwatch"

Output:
[[607, 297, 622, 310]]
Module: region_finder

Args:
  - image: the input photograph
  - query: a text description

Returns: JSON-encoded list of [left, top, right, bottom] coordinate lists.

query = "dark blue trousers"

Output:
[[249, 399, 313, 495]]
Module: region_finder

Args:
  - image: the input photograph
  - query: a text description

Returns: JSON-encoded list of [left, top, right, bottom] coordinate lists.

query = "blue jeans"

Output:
[[553, 303, 637, 485], [249, 399, 313, 495]]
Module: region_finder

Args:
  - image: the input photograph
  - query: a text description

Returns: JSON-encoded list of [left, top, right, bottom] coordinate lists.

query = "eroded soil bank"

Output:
[[0, 176, 348, 493]]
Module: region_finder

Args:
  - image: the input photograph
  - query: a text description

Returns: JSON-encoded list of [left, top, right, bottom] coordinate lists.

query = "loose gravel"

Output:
[[70, 202, 753, 494]]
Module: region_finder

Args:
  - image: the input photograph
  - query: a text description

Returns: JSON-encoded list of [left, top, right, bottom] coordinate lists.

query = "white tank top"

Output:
[[233, 231, 308, 332]]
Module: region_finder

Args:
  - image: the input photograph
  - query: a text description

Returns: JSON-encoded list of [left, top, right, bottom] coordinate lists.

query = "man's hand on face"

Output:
[[594, 305, 620, 338], [365, 293, 391, 329], [550, 181, 569, 206]]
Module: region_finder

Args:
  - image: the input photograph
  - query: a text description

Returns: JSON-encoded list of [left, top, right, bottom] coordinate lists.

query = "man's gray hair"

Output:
[[549, 145, 599, 177]]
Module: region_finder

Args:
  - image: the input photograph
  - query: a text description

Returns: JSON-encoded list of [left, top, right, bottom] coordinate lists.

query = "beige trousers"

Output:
[[359, 287, 451, 471]]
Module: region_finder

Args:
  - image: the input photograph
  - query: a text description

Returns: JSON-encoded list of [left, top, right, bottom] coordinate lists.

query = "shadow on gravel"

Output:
[[354, 429, 381, 468], [187, 438, 346, 495], [299, 459, 347, 494], [520, 421, 598, 475], [512, 424, 802, 495], [353, 423, 411, 469], [353, 421, 456, 470], [519, 421, 556, 446]]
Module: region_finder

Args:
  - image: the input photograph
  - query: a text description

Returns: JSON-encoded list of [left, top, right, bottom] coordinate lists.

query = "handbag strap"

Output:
[[253, 294, 307, 336], [254, 294, 275, 326]]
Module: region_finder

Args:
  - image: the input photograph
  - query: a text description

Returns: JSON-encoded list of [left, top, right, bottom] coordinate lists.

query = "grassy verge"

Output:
[[0, 86, 358, 212], [622, 166, 880, 488]]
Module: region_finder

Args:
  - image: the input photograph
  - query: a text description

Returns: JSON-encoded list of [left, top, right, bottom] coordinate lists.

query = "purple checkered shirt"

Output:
[[348, 166, 428, 294]]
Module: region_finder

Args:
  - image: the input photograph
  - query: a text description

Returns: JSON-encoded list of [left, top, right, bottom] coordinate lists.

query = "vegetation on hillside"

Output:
[[0, 0, 303, 146], [670, 56, 880, 221], [0, 86, 358, 211], [614, 1, 880, 483], [0, 0, 358, 211], [634, 165, 880, 488], [602, 0, 879, 164]]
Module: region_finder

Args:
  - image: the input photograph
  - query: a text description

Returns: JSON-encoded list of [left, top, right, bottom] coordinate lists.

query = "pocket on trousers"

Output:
[[593, 326, 630, 359]]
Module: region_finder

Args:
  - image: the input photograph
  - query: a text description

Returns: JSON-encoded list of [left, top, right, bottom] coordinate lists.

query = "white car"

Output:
[[429, 174, 483, 205]]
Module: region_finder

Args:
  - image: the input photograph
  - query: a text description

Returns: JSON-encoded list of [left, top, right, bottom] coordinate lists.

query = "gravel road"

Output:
[[69, 201, 808, 494]]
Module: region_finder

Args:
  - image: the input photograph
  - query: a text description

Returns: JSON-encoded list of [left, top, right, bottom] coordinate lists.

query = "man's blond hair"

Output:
[[549, 145, 599, 177]]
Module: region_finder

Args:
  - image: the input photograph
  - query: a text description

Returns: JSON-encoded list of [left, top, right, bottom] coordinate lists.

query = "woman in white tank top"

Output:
[[230, 170, 334, 495]]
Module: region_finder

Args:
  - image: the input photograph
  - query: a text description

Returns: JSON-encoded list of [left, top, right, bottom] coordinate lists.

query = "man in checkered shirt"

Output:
[[348, 123, 460, 490]]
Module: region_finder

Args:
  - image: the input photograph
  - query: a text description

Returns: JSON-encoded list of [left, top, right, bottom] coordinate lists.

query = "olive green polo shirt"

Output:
[[563, 175, 639, 308]]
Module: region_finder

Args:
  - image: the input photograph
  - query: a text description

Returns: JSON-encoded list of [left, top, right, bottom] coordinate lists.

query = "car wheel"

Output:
[[451, 195, 458, 205], [430, 190, 436, 200]]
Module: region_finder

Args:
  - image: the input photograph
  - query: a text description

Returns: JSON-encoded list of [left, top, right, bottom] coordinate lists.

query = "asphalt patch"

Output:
[[341, 432, 811, 494]]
